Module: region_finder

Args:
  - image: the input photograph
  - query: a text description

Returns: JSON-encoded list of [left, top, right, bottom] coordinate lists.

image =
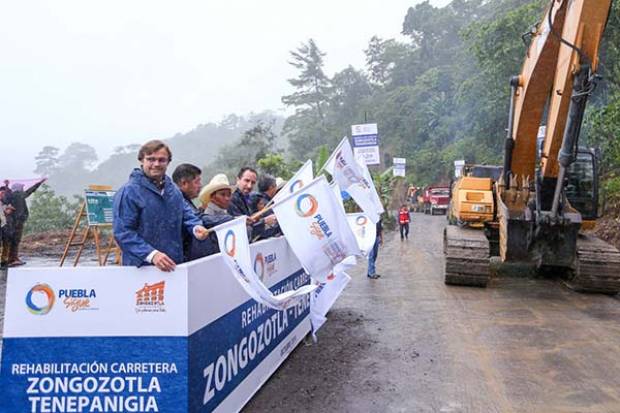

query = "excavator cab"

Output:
[[565, 149, 598, 221]]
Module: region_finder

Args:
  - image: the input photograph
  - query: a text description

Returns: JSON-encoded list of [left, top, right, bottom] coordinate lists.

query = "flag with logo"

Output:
[[323, 137, 382, 223], [346, 213, 377, 256], [272, 175, 361, 283], [213, 217, 316, 309], [273, 159, 314, 204]]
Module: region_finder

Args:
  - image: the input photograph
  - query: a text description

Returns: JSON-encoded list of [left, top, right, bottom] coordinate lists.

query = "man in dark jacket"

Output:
[[228, 167, 279, 240], [5, 179, 45, 267], [113, 140, 209, 272], [172, 163, 230, 262]]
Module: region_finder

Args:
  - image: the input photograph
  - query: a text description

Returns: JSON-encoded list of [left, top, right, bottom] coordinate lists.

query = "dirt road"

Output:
[[245, 213, 620, 413], [1, 214, 619, 412]]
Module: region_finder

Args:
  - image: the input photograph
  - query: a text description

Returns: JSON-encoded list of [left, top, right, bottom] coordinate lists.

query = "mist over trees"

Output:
[[33, 0, 620, 201]]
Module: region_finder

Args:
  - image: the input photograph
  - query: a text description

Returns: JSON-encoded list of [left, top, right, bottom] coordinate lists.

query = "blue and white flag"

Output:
[[323, 137, 383, 223], [346, 213, 377, 256], [213, 217, 316, 310], [272, 176, 361, 283], [273, 159, 313, 204]]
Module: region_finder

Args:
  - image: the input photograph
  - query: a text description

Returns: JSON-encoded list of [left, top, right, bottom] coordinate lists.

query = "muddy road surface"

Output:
[[245, 213, 620, 413], [1, 215, 619, 412]]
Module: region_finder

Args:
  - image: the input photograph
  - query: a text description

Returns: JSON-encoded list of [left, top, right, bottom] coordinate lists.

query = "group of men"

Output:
[[113, 140, 283, 272], [0, 179, 44, 268]]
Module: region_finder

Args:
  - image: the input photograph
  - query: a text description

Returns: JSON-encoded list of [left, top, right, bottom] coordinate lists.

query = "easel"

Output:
[[59, 185, 120, 267]]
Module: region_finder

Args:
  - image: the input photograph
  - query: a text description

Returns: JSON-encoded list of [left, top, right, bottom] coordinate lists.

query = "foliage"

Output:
[[315, 145, 330, 174], [37, 112, 285, 197], [203, 120, 281, 180], [24, 185, 81, 234], [257, 153, 300, 180]]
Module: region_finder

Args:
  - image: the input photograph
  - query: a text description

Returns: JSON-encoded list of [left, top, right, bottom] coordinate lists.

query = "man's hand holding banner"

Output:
[[213, 216, 316, 310]]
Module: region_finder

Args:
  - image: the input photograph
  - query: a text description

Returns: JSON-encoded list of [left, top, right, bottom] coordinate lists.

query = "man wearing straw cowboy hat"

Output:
[[199, 173, 236, 218]]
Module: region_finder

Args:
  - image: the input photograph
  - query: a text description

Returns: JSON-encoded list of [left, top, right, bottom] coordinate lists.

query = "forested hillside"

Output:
[[33, 0, 620, 203], [280, 0, 619, 194], [34, 112, 284, 196]]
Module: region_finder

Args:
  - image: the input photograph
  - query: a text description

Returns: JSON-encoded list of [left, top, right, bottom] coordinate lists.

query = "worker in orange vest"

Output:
[[398, 204, 410, 241]]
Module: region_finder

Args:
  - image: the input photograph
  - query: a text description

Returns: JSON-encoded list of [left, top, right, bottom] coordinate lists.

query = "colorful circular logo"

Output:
[[26, 283, 55, 315], [254, 253, 265, 281], [224, 230, 236, 257], [356, 215, 368, 226], [295, 194, 319, 217], [289, 179, 304, 193]]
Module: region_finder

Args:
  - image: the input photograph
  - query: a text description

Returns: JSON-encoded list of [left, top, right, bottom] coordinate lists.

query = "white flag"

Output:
[[346, 213, 377, 256], [330, 181, 346, 215], [357, 158, 385, 215], [324, 137, 382, 223], [310, 271, 351, 337], [272, 175, 361, 283], [213, 217, 316, 310], [273, 159, 313, 204]]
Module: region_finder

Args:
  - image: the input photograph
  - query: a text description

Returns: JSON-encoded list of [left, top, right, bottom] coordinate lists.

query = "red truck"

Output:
[[423, 185, 450, 215]]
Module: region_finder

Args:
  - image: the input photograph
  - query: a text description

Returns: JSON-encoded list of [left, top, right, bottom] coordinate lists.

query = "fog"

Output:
[[1, 0, 448, 178]]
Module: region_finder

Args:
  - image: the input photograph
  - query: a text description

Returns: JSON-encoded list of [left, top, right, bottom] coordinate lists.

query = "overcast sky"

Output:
[[1, 0, 448, 178]]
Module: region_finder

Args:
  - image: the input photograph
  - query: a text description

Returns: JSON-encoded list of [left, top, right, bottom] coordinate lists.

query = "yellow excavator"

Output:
[[444, 0, 620, 293], [448, 163, 501, 227]]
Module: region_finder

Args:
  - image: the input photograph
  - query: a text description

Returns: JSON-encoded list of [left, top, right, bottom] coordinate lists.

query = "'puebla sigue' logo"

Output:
[[254, 253, 265, 279], [26, 283, 56, 315], [224, 230, 236, 257], [254, 252, 277, 281], [295, 194, 319, 217], [289, 179, 304, 193]]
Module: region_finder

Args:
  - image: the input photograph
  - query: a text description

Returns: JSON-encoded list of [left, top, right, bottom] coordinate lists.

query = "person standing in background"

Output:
[[398, 204, 410, 241], [367, 216, 383, 279], [5, 179, 45, 267]]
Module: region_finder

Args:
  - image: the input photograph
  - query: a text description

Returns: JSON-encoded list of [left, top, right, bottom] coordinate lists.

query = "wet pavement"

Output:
[[1, 215, 619, 412], [244, 213, 620, 413]]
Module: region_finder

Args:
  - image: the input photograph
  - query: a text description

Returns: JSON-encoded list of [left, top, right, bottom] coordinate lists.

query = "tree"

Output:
[[58, 142, 98, 171], [34, 146, 60, 176], [24, 185, 81, 234], [282, 39, 332, 124], [257, 153, 300, 179]]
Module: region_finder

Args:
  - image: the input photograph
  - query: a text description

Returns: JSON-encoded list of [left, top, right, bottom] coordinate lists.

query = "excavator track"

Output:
[[443, 225, 491, 287], [564, 234, 620, 295]]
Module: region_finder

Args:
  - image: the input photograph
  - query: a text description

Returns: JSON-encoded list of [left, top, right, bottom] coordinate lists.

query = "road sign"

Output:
[[85, 190, 115, 226], [351, 123, 380, 165], [393, 157, 406, 177]]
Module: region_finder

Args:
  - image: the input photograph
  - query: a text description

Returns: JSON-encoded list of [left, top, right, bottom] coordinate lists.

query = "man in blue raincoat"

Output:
[[113, 140, 209, 272]]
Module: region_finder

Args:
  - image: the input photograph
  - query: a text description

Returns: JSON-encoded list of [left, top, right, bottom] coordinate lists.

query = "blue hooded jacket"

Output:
[[113, 168, 202, 266]]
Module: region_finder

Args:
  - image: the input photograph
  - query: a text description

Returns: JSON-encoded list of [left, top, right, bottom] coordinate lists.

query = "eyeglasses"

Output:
[[144, 156, 169, 164]]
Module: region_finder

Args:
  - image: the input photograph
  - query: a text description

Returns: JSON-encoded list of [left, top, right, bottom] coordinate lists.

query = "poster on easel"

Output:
[[85, 189, 116, 226]]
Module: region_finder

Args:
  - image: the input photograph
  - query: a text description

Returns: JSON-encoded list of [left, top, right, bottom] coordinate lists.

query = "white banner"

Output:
[[310, 271, 351, 337], [213, 217, 315, 310], [273, 159, 313, 204], [272, 175, 361, 283], [324, 137, 383, 223], [346, 213, 377, 256], [1, 236, 313, 413]]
